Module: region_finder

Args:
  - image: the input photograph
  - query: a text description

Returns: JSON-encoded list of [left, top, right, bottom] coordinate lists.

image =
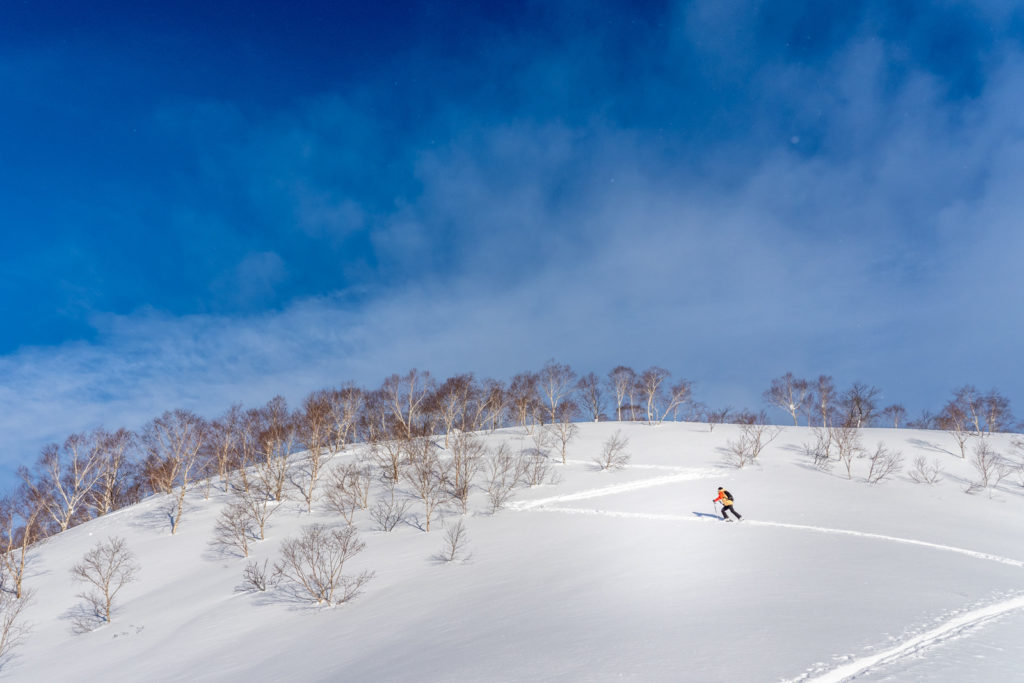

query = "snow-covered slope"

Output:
[[7, 422, 1024, 682]]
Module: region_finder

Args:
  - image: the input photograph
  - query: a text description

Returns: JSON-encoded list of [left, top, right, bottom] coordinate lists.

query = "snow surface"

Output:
[[5, 422, 1024, 682]]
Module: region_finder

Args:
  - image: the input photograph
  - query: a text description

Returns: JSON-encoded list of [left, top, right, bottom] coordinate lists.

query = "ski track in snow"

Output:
[[783, 594, 1024, 683], [507, 467, 726, 511], [509, 466, 1024, 682]]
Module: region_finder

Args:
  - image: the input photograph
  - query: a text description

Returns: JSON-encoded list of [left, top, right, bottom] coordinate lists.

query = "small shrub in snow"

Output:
[[804, 428, 834, 471], [908, 456, 943, 485], [370, 486, 411, 532], [323, 463, 372, 524], [70, 536, 139, 631], [831, 425, 863, 479], [966, 440, 1011, 495], [231, 476, 281, 541], [547, 413, 579, 465], [704, 406, 732, 432], [527, 426, 553, 460], [370, 434, 408, 487], [211, 501, 255, 558], [594, 431, 631, 471], [403, 438, 447, 531], [725, 422, 780, 469], [273, 524, 373, 606], [725, 436, 754, 469], [0, 590, 31, 670], [0, 501, 42, 600], [435, 518, 471, 563], [519, 450, 554, 485], [485, 444, 519, 512], [864, 442, 903, 484], [238, 559, 273, 593], [447, 432, 485, 514]]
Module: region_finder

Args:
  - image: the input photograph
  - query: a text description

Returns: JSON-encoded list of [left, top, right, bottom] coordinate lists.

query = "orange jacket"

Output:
[[714, 490, 733, 505]]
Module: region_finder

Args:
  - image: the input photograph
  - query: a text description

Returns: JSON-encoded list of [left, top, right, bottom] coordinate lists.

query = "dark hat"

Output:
[[717, 487, 723, 490]]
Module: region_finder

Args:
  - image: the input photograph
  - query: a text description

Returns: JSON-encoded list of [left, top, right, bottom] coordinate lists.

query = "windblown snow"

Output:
[[6, 422, 1024, 682]]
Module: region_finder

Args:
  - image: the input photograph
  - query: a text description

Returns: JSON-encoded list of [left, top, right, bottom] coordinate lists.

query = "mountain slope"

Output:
[[7, 422, 1024, 682]]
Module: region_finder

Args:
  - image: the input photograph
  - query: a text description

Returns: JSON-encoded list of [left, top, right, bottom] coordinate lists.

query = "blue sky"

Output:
[[2, 1, 1023, 484]]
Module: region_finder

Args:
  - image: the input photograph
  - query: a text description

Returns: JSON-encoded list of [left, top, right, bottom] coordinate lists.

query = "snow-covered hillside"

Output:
[[6, 422, 1024, 682]]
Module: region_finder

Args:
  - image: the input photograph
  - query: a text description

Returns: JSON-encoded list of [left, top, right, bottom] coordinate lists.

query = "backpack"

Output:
[[722, 490, 734, 504]]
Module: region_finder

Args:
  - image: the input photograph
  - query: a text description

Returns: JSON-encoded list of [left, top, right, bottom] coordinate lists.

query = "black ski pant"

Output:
[[721, 504, 741, 520]]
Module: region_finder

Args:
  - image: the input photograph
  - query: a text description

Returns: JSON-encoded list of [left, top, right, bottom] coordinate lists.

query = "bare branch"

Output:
[[594, 431, 631, 470]]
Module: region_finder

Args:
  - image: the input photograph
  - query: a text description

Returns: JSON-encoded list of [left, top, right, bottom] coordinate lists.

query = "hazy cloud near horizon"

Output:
[[2, 1, 1023, 481]]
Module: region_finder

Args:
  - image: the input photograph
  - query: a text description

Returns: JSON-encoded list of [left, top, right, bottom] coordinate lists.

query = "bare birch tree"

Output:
[[89, 427, 136, 517], [369, 426, 409, 487], [291, 390, 335, 512], [141, 409, 207, 534], [812, 375, 837, 427], [763, 373, 811, 426], [950, 386, 1016, 435], [325, 384, 363, 455], [508, 371, 541, 431], [485, 443, 519, 512], [660, 379, 693, 422], [430, 374, 477, 448], [211, 501, 255, 558], [538, 360, 577, 425], [20, 432, 104, 533], [402, 438, 447, 531], [548, 401, 580, 464], [952, 385, 984, 434], [837, 382, 881, 428], [979, 389, 1014, 434], [607, 366, 637, 422], [519, 446, 554, 486], [447, 432, 485, 514], [0, 495, 44, 599], [70, 536, 139, 629], [480, 379, 509, 433], [228, 406, 266, 498], [381, 369, 436, 439], [323, 461, 373, 523], [937, 400, 971, 458], [638, 366, 670, 424], [575, 372, 605, 422], [880, 404, 907, 429], [208, 405, 243, 495], [831, 425, 863, 479], [255, 396, 296, 503], [231, 470, 280, 541]]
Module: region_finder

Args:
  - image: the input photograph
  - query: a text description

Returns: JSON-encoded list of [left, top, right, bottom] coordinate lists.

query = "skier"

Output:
[[713, 487, 742, 521]]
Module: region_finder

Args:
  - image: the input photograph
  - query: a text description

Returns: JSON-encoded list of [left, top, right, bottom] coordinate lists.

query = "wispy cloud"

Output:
[[3, 1, 1023, 484]]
